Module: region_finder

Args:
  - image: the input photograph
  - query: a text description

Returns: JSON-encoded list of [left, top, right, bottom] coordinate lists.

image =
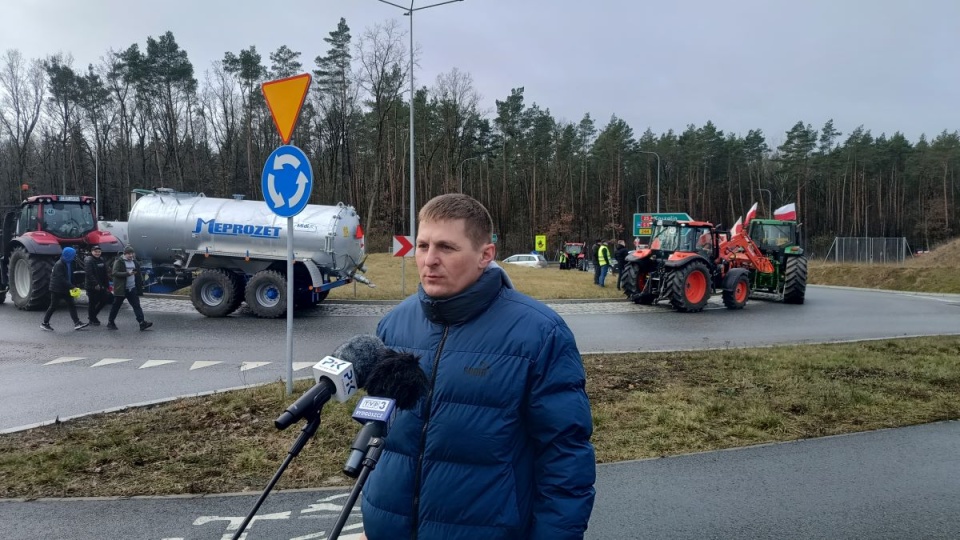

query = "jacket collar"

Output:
[[419, 266, 511, 326]]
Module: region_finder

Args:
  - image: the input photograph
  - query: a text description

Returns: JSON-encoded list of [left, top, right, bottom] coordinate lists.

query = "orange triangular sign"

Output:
[[261, 73, 312, 144]]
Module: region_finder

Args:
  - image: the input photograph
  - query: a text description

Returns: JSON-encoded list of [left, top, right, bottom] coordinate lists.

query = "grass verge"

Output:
[[2, 336, 959, 499]]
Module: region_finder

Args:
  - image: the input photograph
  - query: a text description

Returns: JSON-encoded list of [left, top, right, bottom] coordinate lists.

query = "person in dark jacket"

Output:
[[591, 239, 601, 284], [40, 247, 89, 331], [360, 194, 596, 540], [106, 245, 152, 331], [84, 245, 110, 325], [614, 240, 630, 290]]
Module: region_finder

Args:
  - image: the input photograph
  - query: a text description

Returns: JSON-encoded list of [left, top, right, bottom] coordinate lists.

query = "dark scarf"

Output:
[[418, 266, 511, 326]]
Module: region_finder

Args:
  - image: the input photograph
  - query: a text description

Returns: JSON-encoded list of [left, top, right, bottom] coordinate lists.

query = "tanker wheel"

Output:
[[245, 270, 287, 318], [0, 290, 5, 305], [783, 256, 808, 304], [190, 269, 242, 317], [9, 247, 53, 310], [667, 261, 711, 313], [722, 273, 750, 310]]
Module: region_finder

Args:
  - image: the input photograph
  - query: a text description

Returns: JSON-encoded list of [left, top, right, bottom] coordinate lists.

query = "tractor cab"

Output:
[[746, 219, 802, 256], [650, 220, 716, 260], [18, 195, 98, 239]]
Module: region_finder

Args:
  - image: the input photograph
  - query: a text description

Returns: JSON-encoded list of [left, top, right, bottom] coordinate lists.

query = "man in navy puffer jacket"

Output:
[[361, 194, 596, 540]]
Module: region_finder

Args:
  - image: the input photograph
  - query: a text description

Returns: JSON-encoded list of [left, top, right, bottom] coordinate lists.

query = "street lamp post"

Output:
[[458, 155, 482, 193], [758, 188, 772, 215], [376, 0, 464, 240], [635, 194, 647, 214], [638, 150, 661, 212]]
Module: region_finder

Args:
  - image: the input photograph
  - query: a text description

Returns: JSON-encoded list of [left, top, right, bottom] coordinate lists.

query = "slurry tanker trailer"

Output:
[[126, 188, 372, 318]]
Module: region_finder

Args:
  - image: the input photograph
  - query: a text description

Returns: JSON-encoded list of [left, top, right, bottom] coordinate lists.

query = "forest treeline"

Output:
[[1, 19, 958, 257]]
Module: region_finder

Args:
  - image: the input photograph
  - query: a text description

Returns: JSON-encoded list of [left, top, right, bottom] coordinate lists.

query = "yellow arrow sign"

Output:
[[261, 73, 312, 144]]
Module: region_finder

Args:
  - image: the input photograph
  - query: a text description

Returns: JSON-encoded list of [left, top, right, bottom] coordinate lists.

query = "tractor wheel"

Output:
[[0, 290, 5, 304], [9, 247, 53, 310], [622, 263, 655, 305], [722, 273, 750, 310], [783, 256, 808, 304], [666, 261, 711, 313], [245, 270, 287, 318], [191, 269, 243, 317]]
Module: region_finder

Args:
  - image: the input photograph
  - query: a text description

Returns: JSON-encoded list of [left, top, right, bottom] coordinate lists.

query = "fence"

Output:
[[822, 237, 912, 264]]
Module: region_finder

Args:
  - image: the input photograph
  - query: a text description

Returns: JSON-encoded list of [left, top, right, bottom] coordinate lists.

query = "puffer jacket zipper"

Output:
[[409, 327, 448, 540]]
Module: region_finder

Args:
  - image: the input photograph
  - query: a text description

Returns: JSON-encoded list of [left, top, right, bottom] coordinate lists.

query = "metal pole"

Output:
[[409, 3, 415, 240], [458, 156, 481, 193], [639, 151, 660, 212], [758, 188, 771, 215], [94, 144, 99, 217], [286, 217, 294, 395], [635, 194, 646, 214]]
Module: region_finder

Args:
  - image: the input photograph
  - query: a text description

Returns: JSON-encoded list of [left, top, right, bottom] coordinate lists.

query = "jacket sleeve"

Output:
[[526, 323, 596, 540], [110, 259, 126, 281]]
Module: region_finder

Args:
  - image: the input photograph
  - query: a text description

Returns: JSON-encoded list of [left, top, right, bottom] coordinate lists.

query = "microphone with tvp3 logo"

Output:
[[342, 349, 428, 477], [274, 335, 386, 430]]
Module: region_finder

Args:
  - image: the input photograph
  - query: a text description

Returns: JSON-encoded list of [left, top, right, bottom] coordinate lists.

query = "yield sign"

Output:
[[261, 73, 312, 144], [393, 235, 414, 257]]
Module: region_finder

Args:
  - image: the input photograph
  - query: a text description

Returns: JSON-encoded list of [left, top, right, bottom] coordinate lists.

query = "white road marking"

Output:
[[90, 358, 131, 367], [190, 361, 222, 370], [293, 362, 314, 371], [45, 356, 86, 365], [139, 360, 176, 369], [240, 362, 271, 371]]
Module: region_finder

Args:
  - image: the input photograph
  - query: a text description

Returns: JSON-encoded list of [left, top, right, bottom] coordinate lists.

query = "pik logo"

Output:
[[463, 361, 489, 378]]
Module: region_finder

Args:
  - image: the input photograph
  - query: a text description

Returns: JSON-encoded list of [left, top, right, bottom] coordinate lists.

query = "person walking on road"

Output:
[[614, 239, 630, 290], [106, 245, 153, 331], [40, 247, 89, 331], [597, 240, 613, 287], [84, 245, 110, 326]]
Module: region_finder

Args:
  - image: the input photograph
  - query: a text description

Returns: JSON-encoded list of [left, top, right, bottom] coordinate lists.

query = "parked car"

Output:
[[502, 253, 548, 268]]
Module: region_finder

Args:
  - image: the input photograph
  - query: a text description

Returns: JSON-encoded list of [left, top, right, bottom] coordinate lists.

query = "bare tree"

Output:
[[0, 49, 46, 202]]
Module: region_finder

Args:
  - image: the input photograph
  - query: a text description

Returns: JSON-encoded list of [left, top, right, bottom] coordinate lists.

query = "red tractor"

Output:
[[0, 195, 123, 309], [620, 219, 774, 312]]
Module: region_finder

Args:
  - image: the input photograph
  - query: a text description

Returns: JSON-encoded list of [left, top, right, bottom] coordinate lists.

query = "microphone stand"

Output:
[[329, 436, 385, 540], [232, 412, 323, 540]]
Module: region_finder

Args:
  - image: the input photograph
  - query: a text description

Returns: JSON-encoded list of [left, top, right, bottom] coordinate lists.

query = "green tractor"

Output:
[[745, 218, 807, 304]]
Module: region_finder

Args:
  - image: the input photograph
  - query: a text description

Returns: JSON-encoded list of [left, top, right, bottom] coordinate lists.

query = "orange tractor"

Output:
[[620, 219, 774, 312]]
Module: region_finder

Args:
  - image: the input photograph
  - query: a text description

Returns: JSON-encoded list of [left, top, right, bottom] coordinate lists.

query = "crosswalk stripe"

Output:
[[45, 357, 86, 365], [91, 358, 132, 367], [189, 361, 222, 370], [293, 362, 314, 372], [139, 360, 176, 369], [240, 362, 271, 372]]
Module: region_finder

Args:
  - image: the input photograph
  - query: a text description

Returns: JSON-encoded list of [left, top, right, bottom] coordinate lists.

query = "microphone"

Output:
[[342, 396, 397, 477], [274, 335, 386, 430], [342, 349, 428, 477]]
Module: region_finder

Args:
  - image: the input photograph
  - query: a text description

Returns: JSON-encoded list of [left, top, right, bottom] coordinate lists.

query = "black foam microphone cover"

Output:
[[364, 349, 427, 410]]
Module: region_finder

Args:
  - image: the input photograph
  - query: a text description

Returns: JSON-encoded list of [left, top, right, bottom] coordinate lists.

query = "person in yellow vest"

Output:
[[597, 241, 612, 287], [558, 250, 568, 270]]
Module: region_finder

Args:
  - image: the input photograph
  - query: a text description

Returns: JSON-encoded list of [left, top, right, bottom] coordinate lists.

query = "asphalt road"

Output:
[[2, 286, 959, 432], [1, 285, 959, 539]]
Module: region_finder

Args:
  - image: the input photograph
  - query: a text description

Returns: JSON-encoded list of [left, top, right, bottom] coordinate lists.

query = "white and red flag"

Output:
[[730, 216, 743, 236], [774, 202, 797, 221], [744, 202, 759, 226]]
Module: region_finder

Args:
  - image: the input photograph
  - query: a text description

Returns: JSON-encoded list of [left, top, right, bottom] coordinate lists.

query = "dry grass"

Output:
[[328, 253, 624, 301], [2, 336, 960, 498]]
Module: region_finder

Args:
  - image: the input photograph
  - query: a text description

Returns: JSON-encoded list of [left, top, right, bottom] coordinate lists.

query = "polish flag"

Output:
[[744, 202, 759, 226], [774, 202, 797, 221], [730, 216, 743, 236]]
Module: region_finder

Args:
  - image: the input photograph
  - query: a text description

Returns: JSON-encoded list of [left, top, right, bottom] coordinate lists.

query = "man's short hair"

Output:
[[419, 194, 493, 249]]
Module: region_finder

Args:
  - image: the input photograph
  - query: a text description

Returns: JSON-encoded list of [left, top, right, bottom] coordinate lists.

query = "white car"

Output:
[[502, 253, 548, 268]]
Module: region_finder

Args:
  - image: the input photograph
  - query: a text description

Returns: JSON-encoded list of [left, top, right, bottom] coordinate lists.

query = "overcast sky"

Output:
[[4, 0, 958, 146]]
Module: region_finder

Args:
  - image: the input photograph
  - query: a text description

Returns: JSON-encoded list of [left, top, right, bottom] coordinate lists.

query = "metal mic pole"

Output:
[[329, 437, 385, 539], [232, 413, 323, 540]]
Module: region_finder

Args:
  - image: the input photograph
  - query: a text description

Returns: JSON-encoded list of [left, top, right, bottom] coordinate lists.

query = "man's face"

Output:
[[124, 252, 134, 260], [416, 218, 495, 299], [92, 249, 102, 257]]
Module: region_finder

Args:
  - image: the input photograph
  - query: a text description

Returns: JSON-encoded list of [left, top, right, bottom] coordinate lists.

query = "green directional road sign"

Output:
[[633, 212, 693, 238]]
